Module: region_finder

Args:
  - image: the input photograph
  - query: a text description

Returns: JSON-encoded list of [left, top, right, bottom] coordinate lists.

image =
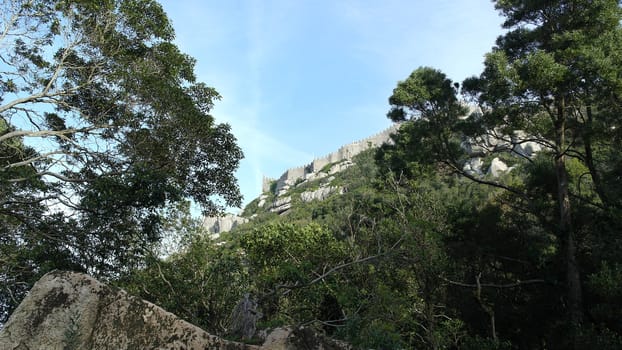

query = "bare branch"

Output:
[[261, 253, 385, 302], [3, 150, 68, 169], [7, 170, 90, 183], [443, 160, 529, 199], [441, 276, 545, 289], [307, 254, 381, 287], [0, 196, 56, 207], [0, 126, 105, 143]]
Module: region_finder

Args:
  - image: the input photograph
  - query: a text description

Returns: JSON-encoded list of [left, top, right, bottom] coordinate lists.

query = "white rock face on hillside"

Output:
[[461, 128, 547, 159], [257, 194, 269, 208], [512, 131, 543, 157], [328, 160, 354, 174], [203, 214, 248, 237], [514, 141, 542, 157], [460, 126, 547, 177], [270, 196, 292, 214], [462, 130, 512, 157], [300, 186, 344, 202], [463, 157, 484, 176], [488, 157, 510, 177]]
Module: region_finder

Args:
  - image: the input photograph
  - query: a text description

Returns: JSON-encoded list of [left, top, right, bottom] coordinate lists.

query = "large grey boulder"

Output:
[[0, 271, 258, 350], [0, 271, 352, 350], [257, 194, 269, 208], [462, 157, 484, 176], [511, 130, 543, 158], [513, 140, 542, 158]]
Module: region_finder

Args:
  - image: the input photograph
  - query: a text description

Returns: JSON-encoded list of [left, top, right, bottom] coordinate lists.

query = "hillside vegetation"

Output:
[[2, 1, 622, 349], [119, 141, 621, 348], [117, 2, 622, 347]]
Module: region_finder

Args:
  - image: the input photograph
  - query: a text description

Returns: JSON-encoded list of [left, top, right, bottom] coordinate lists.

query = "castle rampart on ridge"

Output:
[[262, 124, 400, 193]]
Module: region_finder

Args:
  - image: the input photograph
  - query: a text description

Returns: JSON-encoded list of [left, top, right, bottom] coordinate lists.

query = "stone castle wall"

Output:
[[262, 124, 399, 193]]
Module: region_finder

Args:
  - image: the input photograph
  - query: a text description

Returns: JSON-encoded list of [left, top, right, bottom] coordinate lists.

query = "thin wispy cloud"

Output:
[[160, 0, 504, 208], [330, 0, 503, 81]]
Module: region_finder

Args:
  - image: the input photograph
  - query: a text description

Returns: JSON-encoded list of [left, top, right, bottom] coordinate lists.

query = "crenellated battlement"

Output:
[[264, 124, 400, 194]]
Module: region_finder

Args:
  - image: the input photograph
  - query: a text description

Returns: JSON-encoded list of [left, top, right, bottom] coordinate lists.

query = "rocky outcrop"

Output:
[[257, 194, 269, 208], [0, 271, 258, 350], [459, 127, 546, 178], [270, 196, 292, 214], [0, 271, 352, 350], [512, 131, 543, 157], [300, 186, 344, 202], [462, 129, 512, 157], [488, 157, 509, 177], [462, 157, 484, 176], [203, 214, 248, 237], [328, 160, 353, 174], [462, 129, 546, 159]]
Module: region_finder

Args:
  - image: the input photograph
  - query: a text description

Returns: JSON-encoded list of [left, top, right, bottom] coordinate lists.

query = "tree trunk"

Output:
[[583, 104, 610, 206], [475, 273, 497, 343], [555, 100, 583, 334]]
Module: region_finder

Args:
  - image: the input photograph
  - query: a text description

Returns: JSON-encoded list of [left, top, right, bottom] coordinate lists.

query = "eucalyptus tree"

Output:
[[1, 0, 242, 211], [0, 0, 242, 321]]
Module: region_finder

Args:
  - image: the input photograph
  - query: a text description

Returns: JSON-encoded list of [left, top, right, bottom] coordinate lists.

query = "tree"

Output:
[[383, 67, 467, 174], [118, 232, 249, 336], [239, 152, 472, 348], [462, 0, 622, 335], [1, 0, 242, 322], [240, 223, 349, 327], [1, 0, 242, 212], [1, 117, 83, 322], [378, 1, 622, 346]]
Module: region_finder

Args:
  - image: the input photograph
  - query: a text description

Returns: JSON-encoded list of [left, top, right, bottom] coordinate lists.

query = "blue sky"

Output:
[[158, 0, 505, 210]]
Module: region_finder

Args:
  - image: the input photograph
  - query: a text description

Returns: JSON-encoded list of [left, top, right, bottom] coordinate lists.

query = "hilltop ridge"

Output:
[[262, 124, 400, 194], [203, 103, 546, 236], [203, 124, 400, 236]]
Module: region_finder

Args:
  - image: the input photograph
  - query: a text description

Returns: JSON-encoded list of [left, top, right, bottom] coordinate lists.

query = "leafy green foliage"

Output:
[[225, 151, 480, 348], [373, 1, 622, 347], [118, 232, 248, 335], [0, 0, 242, 323], [3, 1, 620, 349], [241, 223, 348, 324]]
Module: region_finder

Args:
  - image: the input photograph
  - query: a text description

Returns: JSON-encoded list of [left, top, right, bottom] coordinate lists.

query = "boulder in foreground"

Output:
[[0, 271, 352, 350], [0, 271, 257, 350]]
